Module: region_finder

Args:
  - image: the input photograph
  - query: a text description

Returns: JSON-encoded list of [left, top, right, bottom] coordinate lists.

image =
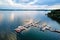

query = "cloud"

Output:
[[0, 0, 9, 5], [7, 0, 37, 5], [0, 0, 60, 9], [0, 2, 2, 5], [13, 0, 37, 5], [0, 0, 4, 5]]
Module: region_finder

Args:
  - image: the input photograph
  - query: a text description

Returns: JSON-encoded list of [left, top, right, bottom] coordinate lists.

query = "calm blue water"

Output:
[[0, 11, 60, 40]]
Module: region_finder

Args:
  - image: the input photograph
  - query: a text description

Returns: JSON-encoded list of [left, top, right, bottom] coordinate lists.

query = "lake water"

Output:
[[0, 11, 60, 40]]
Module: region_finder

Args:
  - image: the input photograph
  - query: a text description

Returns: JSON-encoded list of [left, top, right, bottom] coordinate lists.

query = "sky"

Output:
[[0, 0, 60, 9]]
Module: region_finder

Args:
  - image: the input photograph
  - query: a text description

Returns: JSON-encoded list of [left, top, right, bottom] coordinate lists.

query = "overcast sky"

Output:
[[0, 0, 60, 9]]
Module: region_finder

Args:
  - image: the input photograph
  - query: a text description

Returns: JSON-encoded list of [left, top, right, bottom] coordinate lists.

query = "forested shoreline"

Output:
[[47, 9, 60, 23]]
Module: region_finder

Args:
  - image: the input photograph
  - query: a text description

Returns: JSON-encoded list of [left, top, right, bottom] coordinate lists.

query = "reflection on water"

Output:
[[0, 11, 60, 40], [10, 12, 15, 22], [0, 13, 3, 23]]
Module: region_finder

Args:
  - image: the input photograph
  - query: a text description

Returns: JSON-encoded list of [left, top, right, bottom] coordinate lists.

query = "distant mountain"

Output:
[[0, 9, 57, 11]]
